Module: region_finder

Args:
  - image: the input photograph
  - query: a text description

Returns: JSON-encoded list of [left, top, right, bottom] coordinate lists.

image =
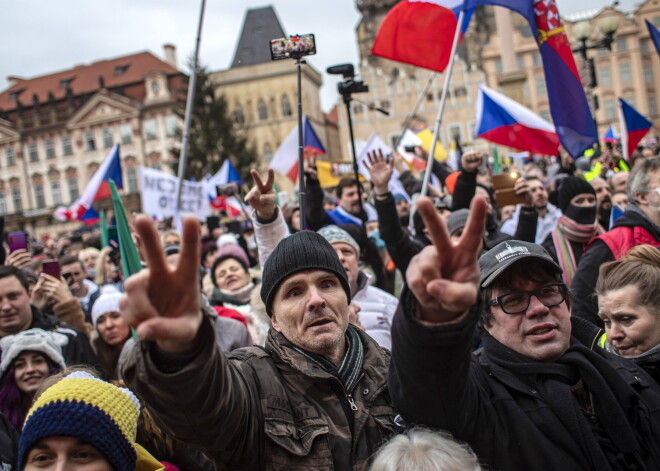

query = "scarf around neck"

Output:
[[219, 280, 255, 305], [483, 333, 656, 470], [551, 215, 600, 284]]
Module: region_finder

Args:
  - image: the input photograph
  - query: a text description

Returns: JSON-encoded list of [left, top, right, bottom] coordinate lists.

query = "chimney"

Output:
[[6, 76, 24, 88], [163, 44, 177, 68]]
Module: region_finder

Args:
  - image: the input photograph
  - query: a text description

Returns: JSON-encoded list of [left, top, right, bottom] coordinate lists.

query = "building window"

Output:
[[641, 39, 650, 54], [34, 184, 45, 208], [85, 131, 96, 151], [615, 38, 627, 52], [644, 64, 654, 84], [281, 95, 292, 117], [45, 139, 56, 159], [454, 87, 467, 98], [28, 142, 39, 162], [144, 120, 157, 140], [62, 136, 73, 156], [624, 95, 636, 108], [264, 143, 273, 161], [257, 99, 268, 121], [103, 128, 114, 148], [447, 125, 462, 143], [120, 124, 132, 144], [381, 100, 391, 110], [532, 53, 542, 66], [619, 63, 632, 83], [540, 109, 551, 121], [165, 115, 178, 136], [233, 105, 245, 125], [604, 99, 617, 121], [535, 77, 547, 95], [0, 192, 6, 215], [50, 181, 62, 206], [6, 148, 15, 167], [127, 167, 138, 193], [495, 59, 502, 73], [68, 178, 79, 201], [649, 97, 658, 117], [11, 188, 21, 212], [516, 54, 525, 69], [425, 93, 434, 102], [354, 104, 364, 114], [599, 66, 612, 86]]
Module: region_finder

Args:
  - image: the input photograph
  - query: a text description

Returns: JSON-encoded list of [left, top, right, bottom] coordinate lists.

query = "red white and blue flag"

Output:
[[618, 98, 653, 161], [602, 125, 620, 143], [464, 0, 597, 158], [372, 0, 473, 72], [270, 117, 325, 182], [475, 84, 559, 155], [54, 144, 123, 224], [646, 19, 660, 58]]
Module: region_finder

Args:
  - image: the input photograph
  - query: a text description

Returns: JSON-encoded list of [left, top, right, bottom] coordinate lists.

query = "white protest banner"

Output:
[[140, 167, 210, 220]]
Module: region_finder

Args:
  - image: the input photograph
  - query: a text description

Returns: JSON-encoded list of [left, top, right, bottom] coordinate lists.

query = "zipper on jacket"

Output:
[[346, 394, 358, 411]]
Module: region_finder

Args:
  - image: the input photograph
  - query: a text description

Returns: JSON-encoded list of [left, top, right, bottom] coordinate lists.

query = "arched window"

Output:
[[257, 99, 268, 121], [234, 105, 245, 125], [264, 143, 273, 161], [281, 95, 292, 117]]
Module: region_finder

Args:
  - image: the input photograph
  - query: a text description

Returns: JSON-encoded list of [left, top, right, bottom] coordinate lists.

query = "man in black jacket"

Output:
[[0, 265, 98, 367], [390, 197, 660, 470]]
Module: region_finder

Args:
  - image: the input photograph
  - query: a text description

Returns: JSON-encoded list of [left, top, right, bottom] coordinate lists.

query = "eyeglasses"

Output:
[[487, 283, 567, 315]]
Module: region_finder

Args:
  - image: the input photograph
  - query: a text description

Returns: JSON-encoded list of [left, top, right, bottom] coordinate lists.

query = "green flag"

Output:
[[100, 210, 109, 248], [109, 179, 142, 278]]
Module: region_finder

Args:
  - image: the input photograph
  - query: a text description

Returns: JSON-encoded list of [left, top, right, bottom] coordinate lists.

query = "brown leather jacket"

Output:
[[123, 319, 397, 470]]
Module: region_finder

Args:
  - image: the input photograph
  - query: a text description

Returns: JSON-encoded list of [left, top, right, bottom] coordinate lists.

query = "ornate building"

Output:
[[0, 46, 185, 237]]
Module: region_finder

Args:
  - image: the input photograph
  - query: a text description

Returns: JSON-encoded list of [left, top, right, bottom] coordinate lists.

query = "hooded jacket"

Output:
[[571, 206, 660, 326], [123, 320, 396, 470]]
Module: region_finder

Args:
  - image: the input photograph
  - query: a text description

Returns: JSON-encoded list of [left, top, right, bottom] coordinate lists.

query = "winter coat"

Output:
[[352, 272, 397, 350], [123, 320, 396, 470], [390, 291, 660, 471]]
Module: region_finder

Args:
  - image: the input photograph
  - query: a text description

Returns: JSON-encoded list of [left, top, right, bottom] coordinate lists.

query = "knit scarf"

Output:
[[483, 334, 657, 470], [218, 281, 255, 305], [291, 325, 364, 393], [551, 215, 599, 284]]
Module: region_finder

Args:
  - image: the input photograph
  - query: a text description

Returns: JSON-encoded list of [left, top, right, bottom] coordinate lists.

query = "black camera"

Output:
[[327, 64, 369, 98]]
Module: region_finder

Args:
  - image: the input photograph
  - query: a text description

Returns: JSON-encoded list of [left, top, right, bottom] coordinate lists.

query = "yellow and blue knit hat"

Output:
[[18, 371, 140, 471]]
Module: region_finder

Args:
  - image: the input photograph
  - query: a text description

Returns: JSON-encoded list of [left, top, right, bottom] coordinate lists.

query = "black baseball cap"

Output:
[[479, 240, 562, 288]]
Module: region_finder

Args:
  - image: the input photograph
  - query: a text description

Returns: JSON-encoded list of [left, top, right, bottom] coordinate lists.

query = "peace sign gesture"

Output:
[[245, 168, 277, 220], [120, 215, 202, 353], [407, 196, 488, 323]]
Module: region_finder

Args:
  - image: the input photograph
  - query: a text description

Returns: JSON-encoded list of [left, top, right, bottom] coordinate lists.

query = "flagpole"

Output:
[[617, 100, 629, 162], [421, 9, 465, 197], [295, 59, 306, 230], [176, 0, 207, 212], [393, 72, 437, 150]]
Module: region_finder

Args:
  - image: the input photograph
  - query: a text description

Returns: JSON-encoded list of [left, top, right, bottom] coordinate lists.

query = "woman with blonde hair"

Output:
[[597, 245, 660, 382]]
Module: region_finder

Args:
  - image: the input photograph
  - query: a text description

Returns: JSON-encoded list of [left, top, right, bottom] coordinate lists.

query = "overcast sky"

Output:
[[0, 0, 641, 112]]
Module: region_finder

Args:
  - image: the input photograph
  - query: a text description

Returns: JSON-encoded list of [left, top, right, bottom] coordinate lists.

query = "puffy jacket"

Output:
[[352, 272, 398, 350], [123, 320, 396, 470]]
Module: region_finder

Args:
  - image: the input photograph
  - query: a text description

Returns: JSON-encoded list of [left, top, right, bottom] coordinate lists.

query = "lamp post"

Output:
[[571, 15, 619, 140]]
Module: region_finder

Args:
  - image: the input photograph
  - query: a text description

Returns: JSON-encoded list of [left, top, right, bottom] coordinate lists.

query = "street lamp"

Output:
[[571, 14, 620, 138]]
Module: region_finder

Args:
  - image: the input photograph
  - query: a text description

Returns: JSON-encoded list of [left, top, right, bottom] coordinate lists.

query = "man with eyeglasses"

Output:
[[389, 196, 660, 470], [572, 156, 660, 326]]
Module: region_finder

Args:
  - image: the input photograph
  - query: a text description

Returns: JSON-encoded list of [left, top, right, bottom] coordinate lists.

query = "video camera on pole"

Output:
[[327, 64, 369, 102]]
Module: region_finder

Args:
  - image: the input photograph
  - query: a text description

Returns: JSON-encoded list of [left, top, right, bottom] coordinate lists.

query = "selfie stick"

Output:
[[420, 9, 464, 198], [176, 0, 207, 212], [294, 56, 307, 230]]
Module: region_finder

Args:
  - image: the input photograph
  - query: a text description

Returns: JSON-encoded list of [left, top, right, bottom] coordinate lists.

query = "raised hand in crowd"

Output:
[[120, 215, 202, 354], [5, 248, 31, 270], [461, 150, 483, 173], [363, 148, 394, 195], [513, 176, 534, 207], [407, 196, 488, 323], [303, 147, 318, 179], [30, 273, 71, 310], [245, 168, 277, 219]]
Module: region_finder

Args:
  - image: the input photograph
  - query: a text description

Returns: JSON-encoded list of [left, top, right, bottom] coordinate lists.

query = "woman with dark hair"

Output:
[[91, 290, 131, 380], [0, 329, 66, 432]]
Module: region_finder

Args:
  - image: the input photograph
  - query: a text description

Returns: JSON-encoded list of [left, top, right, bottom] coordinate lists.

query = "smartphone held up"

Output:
[[270, 34, 316, 61]]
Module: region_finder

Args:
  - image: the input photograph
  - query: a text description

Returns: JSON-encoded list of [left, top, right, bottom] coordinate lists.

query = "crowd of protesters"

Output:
[[0, 138, 659, 470]]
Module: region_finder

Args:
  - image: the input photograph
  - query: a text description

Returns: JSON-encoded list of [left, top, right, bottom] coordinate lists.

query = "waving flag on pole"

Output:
[[646, 19, 660, 58], [210, 159, 243, 187], [372, 0, 473, 72], [464, 0, 597, 158], [618, 98, 653, 161], [475, 84, 559, 155], [54, 144, 122, 224], [602, 125, 620, 143], [270, 117, 325, 182]]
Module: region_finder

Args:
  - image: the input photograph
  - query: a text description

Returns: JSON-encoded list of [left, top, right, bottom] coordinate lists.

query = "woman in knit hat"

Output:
[[91, 290, 131, 380], [18, 370, 165, 471], [0, 329, 67, 432]]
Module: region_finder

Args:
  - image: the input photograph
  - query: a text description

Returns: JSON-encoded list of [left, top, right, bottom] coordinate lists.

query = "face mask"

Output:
[[564, 204, 597, 225]]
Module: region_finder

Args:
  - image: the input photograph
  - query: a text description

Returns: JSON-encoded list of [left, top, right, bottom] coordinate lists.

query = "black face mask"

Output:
[[564, 204, 597, 225]]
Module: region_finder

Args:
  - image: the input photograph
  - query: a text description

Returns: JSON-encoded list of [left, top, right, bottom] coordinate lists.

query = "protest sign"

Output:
[[140, 167, 210, 220]]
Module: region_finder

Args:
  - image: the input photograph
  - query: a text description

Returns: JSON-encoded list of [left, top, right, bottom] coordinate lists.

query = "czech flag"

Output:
[[475, 85, 559, 155], [372, 0, 472, 73], [54, 144, 122, 224], [269, 117, 325, 182], [646, 20, 660, 58], [465, 0, 597, 158], [602, 125, 619, 143], [618, 98, 653, 161]]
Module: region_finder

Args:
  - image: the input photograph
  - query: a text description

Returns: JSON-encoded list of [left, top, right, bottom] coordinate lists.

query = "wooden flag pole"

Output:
[[421, 9, 465, 197]]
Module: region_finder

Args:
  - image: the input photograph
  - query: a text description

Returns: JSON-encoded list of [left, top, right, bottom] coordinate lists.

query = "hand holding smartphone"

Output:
[[7, 232, 28, 253], [42, 260, 61, 279]]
